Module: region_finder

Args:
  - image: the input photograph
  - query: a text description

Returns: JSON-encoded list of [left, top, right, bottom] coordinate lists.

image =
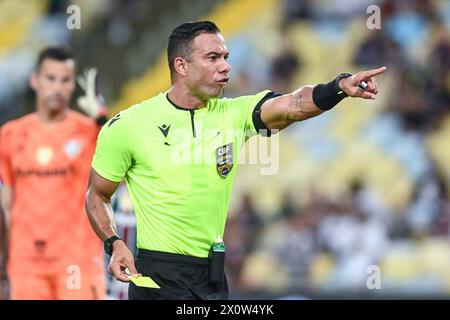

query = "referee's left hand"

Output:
[[339, 66, 387, 100], [108, 240, 141, 282]]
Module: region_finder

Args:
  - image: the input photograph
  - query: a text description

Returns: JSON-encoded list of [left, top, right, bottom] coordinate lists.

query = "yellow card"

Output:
[[128, 276, 161, 289]]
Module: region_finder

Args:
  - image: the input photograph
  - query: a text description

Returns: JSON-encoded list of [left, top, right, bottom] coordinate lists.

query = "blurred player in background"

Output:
[[0, 47, 107, 299]]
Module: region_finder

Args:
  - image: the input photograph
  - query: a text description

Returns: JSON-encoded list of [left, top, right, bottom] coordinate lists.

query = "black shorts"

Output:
[[128, 249, 229, 300]]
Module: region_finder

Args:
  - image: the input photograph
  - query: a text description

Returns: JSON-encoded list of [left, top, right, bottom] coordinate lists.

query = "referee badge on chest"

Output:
[[216, 143, 233, 178]]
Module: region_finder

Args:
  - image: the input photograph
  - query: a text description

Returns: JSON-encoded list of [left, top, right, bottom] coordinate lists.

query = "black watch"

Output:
[[335, 73, 353, 96], [104, 235, 122, 256]]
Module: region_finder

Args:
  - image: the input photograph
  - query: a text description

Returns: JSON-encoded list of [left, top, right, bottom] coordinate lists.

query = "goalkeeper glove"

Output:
[[77, 67, 107, 118]]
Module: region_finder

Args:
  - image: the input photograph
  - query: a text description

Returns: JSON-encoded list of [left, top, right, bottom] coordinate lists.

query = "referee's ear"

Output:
[[173, 57, 188, 77]]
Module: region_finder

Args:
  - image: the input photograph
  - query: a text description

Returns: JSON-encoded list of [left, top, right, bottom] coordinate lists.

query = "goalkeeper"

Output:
[[0, 47, 107, 299]]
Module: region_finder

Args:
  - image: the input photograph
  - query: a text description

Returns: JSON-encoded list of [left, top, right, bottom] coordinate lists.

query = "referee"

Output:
[[85, 20, 386, 300]]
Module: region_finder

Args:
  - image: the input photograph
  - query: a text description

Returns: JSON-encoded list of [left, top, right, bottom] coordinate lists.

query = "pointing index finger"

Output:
[[361, 66, 387, 79]]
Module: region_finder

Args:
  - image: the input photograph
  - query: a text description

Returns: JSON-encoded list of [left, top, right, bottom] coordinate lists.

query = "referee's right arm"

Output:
[[259, 66, 386, 131], [86, 169, 139, 282]]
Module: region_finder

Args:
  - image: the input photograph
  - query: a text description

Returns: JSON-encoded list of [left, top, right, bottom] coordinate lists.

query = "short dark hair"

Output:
[[167, 20, 220, 79], [36, 46, 74, 71]]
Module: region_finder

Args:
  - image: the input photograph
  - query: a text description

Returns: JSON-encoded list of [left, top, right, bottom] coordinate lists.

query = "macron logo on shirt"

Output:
[[158, 124, 171, 138]]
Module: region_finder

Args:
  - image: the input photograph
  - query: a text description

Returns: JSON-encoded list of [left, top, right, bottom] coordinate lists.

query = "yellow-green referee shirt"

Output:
[[92, 90, 277, 257]]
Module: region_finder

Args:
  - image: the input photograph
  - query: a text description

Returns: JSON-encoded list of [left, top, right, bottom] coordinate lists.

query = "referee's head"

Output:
[[167, 20, 230, 98], [168, 21, 221, 79]]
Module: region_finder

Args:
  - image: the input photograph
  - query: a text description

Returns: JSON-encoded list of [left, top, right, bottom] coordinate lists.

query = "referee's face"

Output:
[[186, 32, 230, 99]]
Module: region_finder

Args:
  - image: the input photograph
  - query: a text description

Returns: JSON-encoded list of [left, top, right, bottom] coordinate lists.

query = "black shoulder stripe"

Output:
[[252, 91, 282, 137], [107, 113, 121, 127]]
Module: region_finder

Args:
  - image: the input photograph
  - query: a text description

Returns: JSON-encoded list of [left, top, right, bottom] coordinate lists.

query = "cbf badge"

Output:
[[216, 143, 233, 178]]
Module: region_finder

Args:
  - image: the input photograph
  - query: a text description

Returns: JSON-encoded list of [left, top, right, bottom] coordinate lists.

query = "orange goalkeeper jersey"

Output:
[[0, 111, 103, 275]]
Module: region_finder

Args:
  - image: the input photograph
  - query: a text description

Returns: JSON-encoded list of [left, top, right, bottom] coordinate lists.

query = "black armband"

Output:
[[252, 91, 282, 137], [312, 73, 352, 110]]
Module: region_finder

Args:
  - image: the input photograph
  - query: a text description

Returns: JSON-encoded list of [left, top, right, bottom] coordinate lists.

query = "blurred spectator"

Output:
[[269, 30, 301, 94], [278, 192, 297, 220], [275, 207, 318, 290], [353, 30, 400, 69], [430, 171, 450, 236], [423, 23, 450, 129], [317, 188, 388, 290], [270, 48, 301, 94], [428, 23, 450, 74], [47, 0, 69, 14], [384, 0, 432, 61], [281, 0, 313, 26], [406, 168, 448, 237], [350, 180, 392, 229], [233, 194, 263, 254], [224, 215, 247, 291], [387, 66, 428, 132], [224, 194, 263, 291]]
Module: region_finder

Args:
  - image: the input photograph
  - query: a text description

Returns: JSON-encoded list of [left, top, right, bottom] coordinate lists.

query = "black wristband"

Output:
[[312, 73, 352, 110]]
